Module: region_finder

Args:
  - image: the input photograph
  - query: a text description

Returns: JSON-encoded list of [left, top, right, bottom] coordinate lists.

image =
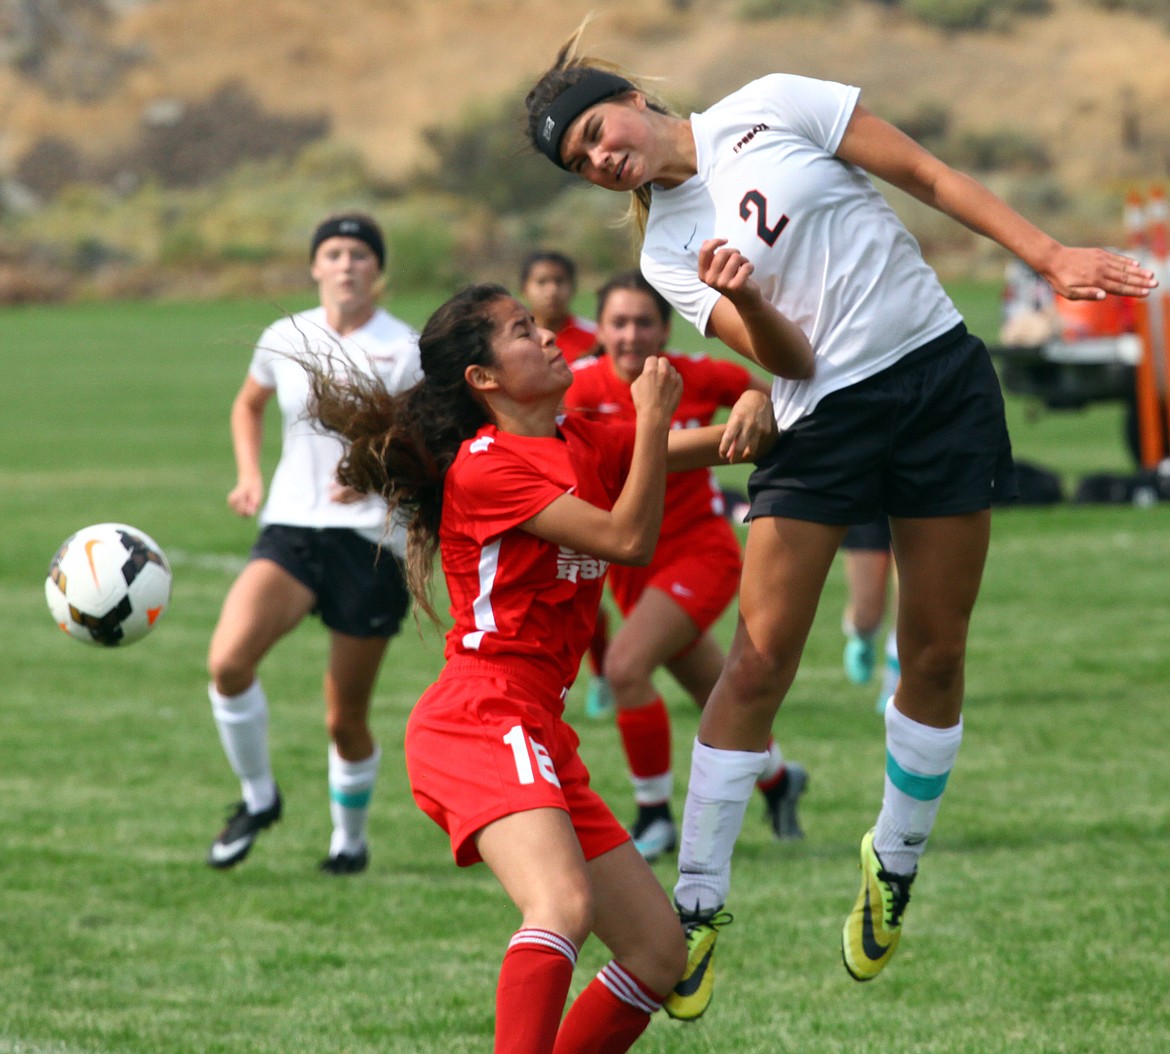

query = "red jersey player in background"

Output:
[[520, 248, 615, 719], [564, 271, 808, 862], [303, 283, 789, 1049], [520, 248, 599, 362]]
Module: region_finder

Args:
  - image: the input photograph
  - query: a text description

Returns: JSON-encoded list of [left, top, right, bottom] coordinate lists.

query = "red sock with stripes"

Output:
[[553, 961, 665, 1054], [495, 929, 577, 1054], [615, 698, 671, 787]]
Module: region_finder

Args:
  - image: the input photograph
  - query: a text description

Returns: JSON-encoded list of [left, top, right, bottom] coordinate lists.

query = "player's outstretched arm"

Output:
[[837, 105, 1158, 301], [666, 390, 778, 471]]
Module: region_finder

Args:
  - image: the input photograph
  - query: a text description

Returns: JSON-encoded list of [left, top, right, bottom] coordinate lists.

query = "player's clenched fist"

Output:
[[630, 354, 683, 427], [698, 238, 757, 298]]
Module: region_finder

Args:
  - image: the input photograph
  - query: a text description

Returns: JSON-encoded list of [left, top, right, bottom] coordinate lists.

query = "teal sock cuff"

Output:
[[330, 787, 373, 809], [886, 750, 950, 801]]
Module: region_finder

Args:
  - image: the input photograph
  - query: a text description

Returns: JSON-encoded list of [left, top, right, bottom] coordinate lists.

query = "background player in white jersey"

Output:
[[205, 213, 421, 874], [524, 26, 1157, 1015]]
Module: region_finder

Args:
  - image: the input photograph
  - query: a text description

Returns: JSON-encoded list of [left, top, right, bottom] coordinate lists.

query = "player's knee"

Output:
[[525, 882, 594, 948], [723, 643, 796, 711], [208, 649, 255, 698], [612, 914, 687, 995], [601, 643, 650, 699], [903, 640, 965, 696], [326, 712, 372, 757]]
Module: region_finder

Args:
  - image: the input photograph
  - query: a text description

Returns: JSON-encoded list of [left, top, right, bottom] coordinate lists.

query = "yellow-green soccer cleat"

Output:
[[664, 906, 733, 1021], [842, 828, 915, 981]]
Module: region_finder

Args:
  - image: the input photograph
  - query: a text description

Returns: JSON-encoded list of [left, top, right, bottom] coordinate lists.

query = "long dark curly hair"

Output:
[[305, 283, 509, 623]]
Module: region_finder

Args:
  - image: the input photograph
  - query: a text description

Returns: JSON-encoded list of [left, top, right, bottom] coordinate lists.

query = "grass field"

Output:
[[1, 287, 1168, 1053]]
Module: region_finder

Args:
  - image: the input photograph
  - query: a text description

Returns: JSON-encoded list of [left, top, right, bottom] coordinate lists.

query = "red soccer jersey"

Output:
[[564, 351, 754, 538], [554, 315, 599, 363], [439, 415, 636, 691]]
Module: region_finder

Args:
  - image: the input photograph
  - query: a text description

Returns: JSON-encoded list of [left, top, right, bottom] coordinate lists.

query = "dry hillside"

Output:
[[2, 0, 1169, 192]]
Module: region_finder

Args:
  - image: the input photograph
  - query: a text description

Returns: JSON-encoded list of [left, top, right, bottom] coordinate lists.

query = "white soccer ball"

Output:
[[45, 523, 173, 647]]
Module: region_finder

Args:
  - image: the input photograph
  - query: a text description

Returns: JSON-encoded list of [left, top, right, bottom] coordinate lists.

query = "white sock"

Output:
[[872, 702, 963, 876], [209, 681, 275, 813], [631, 772, 673, 807], [674, 739, 769, 915], [328, 744, 381, 856]]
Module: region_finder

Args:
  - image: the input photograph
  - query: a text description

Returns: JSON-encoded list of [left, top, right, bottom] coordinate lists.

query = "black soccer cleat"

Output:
[[762, 761, 808, 841], [320, 845, 369, 875], [207, 789, 282, 869]]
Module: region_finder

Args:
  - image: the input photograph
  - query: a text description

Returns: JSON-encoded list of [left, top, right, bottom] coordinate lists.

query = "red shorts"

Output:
[[608, 517, 741, 635], [405, 657, 630, 867]]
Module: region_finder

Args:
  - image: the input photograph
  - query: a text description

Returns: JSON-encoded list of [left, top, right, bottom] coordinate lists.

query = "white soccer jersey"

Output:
[[640, 74, 962, 430], [248, 306, 421, 553]]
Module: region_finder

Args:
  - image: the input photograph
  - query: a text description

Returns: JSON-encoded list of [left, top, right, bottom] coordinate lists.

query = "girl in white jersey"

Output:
[[524, 28, 1157, 1015], [205, 213, 421, 875]]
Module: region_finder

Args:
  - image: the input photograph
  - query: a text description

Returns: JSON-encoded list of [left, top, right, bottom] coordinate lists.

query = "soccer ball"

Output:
[[45, 523, 173, 647]]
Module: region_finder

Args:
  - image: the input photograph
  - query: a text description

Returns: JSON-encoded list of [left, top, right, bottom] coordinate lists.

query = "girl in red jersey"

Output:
[[518, 247, 612, 719], [564, 271, 807, 862], [305, 283, 789, 1053], [520, 248, 600, 363]]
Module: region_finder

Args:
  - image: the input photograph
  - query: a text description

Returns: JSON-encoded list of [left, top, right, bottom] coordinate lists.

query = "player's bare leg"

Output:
[[670, 518, 842, 1019], [320, 631, 390, 873], [843, 511, 988, 981], [206, 560, 315, 868], [476, 809, 592, 1053]]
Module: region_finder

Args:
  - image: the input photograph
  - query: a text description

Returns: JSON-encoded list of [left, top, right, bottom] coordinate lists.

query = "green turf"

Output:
[[1, 291, 1167, 1053]]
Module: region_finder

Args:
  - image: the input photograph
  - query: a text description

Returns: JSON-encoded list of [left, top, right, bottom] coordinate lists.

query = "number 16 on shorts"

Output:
[[503, 725, 562, 787]]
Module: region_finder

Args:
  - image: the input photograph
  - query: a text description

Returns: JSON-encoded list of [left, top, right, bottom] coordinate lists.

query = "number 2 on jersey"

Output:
[[503, 724, 561, 787], [739, 190, 789, 247]]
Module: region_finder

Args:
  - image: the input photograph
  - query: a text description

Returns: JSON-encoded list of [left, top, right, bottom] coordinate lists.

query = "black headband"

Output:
[[536, 70, 634, 170], [310, 216, 385, 271]]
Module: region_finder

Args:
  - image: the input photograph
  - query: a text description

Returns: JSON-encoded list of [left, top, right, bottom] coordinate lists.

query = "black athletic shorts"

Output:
[[250, 525, 410, 638], [841, 516, 892, 552], [748, 323, 1017, 524]]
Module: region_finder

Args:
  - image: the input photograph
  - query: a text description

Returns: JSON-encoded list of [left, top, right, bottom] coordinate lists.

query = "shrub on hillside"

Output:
[[1088, 0, 1170, 27], [944, 128, 1051, 173], [904, 0, 1048, 30], [736, 0, 839, 19], [891, 104, 951, 153], [733, 0, 1049, 27], [115, 82, 330, 190], [13, 137, 88, 200], [420, 91, 576, 216], [12, 82, 332, 201]]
